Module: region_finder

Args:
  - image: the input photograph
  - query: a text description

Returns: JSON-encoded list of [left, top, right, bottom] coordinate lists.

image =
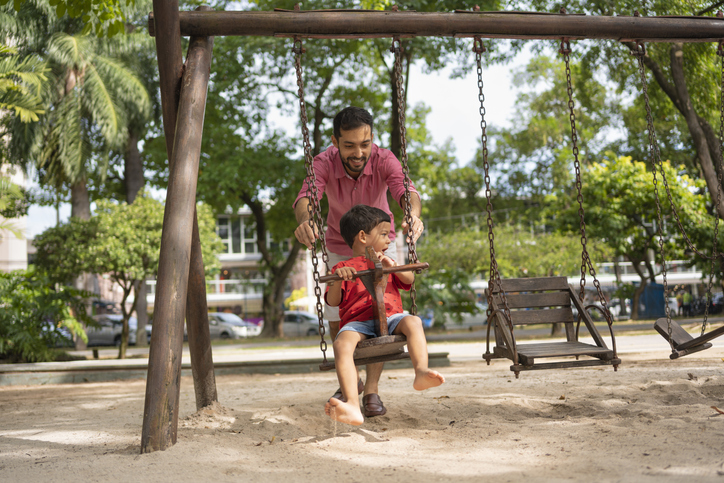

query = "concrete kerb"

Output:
[[0, 352, 450, 387]]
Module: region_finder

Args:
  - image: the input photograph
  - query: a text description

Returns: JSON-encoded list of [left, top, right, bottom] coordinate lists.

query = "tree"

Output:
[[33, 194, 223, 358], [548, 155, 709, 319], [3, 0, 129, 38], [514, 0, 724, 221]]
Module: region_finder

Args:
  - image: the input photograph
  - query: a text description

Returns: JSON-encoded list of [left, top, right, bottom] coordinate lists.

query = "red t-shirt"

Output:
[[325, 255, 412, 327]]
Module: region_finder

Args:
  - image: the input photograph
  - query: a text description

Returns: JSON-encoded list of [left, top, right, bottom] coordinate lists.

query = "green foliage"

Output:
[[0, 171, 31, 239], [419, 223, 611, 281], [35, 194, 222, 285], [409, 268, 478, 326], [33, 194, 222, 357], [484, 54, 617, 199], [0, 268, 90, 363], [1, 0, 131, 38], [0, 43, 47, 124], [547, 154, 708, 276]]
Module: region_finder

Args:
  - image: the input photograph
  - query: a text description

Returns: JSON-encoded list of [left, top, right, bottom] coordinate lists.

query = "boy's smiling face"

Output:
[[364, 221, 391, 253]]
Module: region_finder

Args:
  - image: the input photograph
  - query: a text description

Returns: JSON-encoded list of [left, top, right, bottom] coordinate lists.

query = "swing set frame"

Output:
[[142, 1, 724, 453]]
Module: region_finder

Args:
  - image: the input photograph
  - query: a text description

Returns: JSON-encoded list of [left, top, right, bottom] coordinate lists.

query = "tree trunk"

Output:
[[124, 127, 148, 346], [125, 129, 144, 203], [70, 179, 91, 220]]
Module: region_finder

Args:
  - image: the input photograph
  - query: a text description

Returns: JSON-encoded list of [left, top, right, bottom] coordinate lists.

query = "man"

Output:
[[293, 106, 424, 417]]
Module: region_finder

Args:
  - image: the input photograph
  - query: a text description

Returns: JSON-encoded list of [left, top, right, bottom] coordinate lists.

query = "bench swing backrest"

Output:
[[489, 276, 576, 327]]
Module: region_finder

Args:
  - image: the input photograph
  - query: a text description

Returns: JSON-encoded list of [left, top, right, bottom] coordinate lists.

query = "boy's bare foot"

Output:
[[413, 369, 445, 391], [324, 398, 364, 426]]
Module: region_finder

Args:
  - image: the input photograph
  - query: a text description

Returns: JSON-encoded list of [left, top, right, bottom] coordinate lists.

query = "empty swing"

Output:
[[477, 38, 621, 377], [631, 41, 724, 359], [292, 36, 429, 371]]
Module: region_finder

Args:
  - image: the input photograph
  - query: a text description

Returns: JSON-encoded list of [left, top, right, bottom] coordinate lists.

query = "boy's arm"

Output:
[[325, 266, 357, 306]]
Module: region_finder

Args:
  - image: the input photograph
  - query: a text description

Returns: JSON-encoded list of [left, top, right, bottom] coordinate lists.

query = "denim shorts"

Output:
[[337, 312, 407, 339]]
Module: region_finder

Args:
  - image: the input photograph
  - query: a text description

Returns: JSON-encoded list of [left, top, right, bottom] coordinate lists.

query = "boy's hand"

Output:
[[334, 266, 357, 281], [378, 253, 396, 268]]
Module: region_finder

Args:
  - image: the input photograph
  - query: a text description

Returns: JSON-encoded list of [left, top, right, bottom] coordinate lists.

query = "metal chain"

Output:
[[391, 36, 418, 315], [474, 36, 513, 328], [293, 37, 330, 360], [560, 38, 614, 329], [633, 42, 675, 351]]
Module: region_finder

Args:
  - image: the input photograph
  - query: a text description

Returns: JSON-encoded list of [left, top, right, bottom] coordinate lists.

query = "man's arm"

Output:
[[293, 197, 319, 249], [399, 192, 424, 244]]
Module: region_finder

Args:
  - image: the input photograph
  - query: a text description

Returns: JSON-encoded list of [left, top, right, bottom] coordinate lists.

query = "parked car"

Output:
[[88, 315, 137, 347], [208, 312, 261, 339], [444, 302, 488, 330], [283, 310, 329, 336]]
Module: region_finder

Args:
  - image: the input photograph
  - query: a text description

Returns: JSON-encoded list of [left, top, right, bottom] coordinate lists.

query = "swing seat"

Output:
[[654, 318, 717, 359], [484, 276, 621, 377], [319, 334, 409, 371]]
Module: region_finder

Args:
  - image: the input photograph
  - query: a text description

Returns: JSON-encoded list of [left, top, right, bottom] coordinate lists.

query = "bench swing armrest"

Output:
[[487, 308, 518, 365], [575, 304, 618, 358]]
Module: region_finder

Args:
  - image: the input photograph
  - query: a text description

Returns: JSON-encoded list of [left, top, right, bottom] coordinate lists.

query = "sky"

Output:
[[24, 54, 524, 238]]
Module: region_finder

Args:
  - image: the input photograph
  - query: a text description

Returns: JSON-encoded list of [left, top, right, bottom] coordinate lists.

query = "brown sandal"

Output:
[[331, 378, 364, 402], [362, 394, 387, 417]]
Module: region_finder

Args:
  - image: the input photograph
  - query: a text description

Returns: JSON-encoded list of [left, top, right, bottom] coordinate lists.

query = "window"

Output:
[[243, 219, 257, 254]]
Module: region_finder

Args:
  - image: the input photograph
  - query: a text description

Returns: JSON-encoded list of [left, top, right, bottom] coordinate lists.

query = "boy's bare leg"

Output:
[[393, 315, 445, 390], [329, 320, 363, 400], [325, 331, 366, 425]]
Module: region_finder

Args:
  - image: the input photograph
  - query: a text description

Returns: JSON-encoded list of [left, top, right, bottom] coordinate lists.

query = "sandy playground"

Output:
[[0, 341, 723, 483]]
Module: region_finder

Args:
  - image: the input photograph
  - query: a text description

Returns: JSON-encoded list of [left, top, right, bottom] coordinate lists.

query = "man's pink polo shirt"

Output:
[[293, 144, 418, 257]]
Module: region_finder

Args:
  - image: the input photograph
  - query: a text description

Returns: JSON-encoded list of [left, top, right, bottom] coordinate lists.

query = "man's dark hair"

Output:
[[333, 107, 374, 139], [339, 204, 391, 248]]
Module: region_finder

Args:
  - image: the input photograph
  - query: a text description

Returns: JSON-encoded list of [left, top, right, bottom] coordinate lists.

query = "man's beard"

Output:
[[341, 155, 368, 174]]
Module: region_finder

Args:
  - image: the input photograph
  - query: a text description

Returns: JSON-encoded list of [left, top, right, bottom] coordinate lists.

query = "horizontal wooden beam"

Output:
[[149, 9, 724, 42]]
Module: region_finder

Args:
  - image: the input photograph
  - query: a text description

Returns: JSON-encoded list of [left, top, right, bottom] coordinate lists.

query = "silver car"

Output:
[[208, 312, 261, 339], [88, 315, 137, 346], [283, 311, 329, 337]]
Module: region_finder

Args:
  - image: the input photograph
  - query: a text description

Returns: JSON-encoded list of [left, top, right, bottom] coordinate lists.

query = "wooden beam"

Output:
[[141, 30, 214, 454], [148, 9, 724, 42]]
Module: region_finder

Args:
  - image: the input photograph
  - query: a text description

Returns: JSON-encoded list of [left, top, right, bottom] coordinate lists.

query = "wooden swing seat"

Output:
[[653, 318, 722, 359], [318, 247, 427, 372], [484, 276, 621, 377]]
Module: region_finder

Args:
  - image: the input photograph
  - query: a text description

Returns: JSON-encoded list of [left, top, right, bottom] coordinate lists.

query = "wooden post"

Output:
[[141, 5, 215, 451], [150, 0, 218, 415], [186, 207, 218, 408]]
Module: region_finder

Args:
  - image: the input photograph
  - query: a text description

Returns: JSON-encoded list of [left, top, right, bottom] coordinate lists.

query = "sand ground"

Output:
[[0, 343, 723, 483]]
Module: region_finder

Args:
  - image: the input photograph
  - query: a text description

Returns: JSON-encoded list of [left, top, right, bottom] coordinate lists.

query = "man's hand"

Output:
[[294, 220, 319, 249], [401, 214, 424, 244]]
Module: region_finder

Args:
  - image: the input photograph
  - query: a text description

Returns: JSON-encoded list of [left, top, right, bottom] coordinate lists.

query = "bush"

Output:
[[0, 269, 90, 363]]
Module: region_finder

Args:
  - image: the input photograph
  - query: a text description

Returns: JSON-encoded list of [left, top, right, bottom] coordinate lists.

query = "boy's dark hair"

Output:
[[339, 204, 391, 248], [333, 107, 374, 139]]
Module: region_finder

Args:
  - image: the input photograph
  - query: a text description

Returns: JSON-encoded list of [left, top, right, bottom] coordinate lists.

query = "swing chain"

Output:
[[293, 36, 329, 359], [392, 35, 419, 315], [474, 36, 513, 328], [560, 38, 613, 327], [634, 41, 675, 351]]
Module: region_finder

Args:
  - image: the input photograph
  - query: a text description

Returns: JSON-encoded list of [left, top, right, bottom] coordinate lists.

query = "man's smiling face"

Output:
[[332, 125, 373, 179]]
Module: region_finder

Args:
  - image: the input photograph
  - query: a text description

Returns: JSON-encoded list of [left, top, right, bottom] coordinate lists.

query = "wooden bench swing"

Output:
[[292, 36, 429, 371], [631, 41, 724, 359], [475, 38, 620, 377]]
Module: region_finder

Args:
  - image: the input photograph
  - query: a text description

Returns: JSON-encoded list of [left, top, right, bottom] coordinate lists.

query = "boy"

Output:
[[324, 204, 445, 426]]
